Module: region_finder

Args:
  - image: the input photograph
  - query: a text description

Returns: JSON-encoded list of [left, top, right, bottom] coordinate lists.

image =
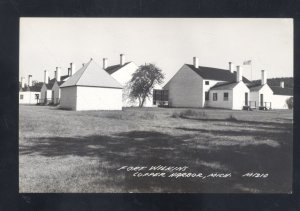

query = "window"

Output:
[[223, 92, 229, 101], [213, 93, 217, 101], [205, 92, 209, 100], [35, 94, 39, 99], [20, 94, 23, 99], [205, 81, 209, 85]]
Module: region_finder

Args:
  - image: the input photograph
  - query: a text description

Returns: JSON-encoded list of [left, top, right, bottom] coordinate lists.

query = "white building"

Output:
[[269, 81, 293, 109], [103, 54, 160, 107], [163, 57, 251, 109], [103, 54, 139, 107], [19, 75, 42, 104], [40, 67, 70, 104], [248, 70, 274, 109], [60, 58, 123, 111]]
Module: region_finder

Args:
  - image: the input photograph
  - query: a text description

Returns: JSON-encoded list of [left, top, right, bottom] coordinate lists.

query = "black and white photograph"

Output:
[[19, 18, 293, 193]]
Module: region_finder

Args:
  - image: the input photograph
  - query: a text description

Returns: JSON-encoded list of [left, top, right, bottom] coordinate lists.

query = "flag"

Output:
[[243, 60, 252, 65]]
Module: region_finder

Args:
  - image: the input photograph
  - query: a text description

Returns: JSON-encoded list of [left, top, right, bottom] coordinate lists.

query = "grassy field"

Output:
[[19, 105, 293, 193]]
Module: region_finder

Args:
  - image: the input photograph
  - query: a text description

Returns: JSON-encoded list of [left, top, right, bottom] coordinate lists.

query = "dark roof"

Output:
[[49, 75, 69, 83], [105, 62, 130, 75], [57, 81, 65, 86], [210, 81, 239, 90], [249, 85, 264, 92], [270, 86, 293, 96], [45, 81, 55, 89], [186, 64, 251, 83]]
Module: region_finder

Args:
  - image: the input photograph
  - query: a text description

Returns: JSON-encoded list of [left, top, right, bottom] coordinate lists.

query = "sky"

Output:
[[20, 18, 293, 85]]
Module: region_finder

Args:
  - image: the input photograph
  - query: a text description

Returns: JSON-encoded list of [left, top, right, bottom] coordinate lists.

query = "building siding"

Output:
[[166, 65, 203, 107], [208, 90, 233, 109], [202, 80, 224, 107], [19, 92, 40, 104], [232, 82, 250, 110], [76, 86, 122, 111], [271, 95, 292, 109], [249, 84, 273, 108], [52, 82, 60, 104], [60, 86, 77, 110]]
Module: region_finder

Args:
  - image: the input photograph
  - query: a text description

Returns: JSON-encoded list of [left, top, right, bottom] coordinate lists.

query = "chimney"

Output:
[[120, 54, 125, 66], [28, 75, 32, 87], [236, 66, 242, 82], [193, 57, 199, 68], [44, 70, 49, 84], [21, 77, 25, 88], [280, 81, 285, 88], [56, 67, 61, 82], [261, 70, 267, 85], [70, 62, 75, 76], [229, 62, 234, 73], [103, 58, 108, 69]]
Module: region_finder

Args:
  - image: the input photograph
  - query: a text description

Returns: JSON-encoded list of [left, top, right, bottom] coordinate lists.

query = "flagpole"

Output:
[[251, 59, 253, 81]]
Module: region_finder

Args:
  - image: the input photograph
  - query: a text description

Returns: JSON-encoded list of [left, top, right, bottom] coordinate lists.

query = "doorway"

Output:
[[260, 94, 264, 107], [245, 92, 248, 106]]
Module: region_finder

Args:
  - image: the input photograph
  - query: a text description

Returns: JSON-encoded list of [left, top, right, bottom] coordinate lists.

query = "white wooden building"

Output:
[[103, 54, 139, 106], [19, 75, 42, 104], [60, 58, 123, 111], [103, 54, 159, 107], [163, 57, 251, 109], [248, 70, 274, 109], [40, 67, 70, 104], [269, 82, 293, 109]]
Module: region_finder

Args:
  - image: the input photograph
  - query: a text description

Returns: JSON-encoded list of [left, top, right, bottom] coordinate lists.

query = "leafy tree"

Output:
[[286, 97, 293, 109], [32, 80, 39, 86], [128, 63, 164, 107]]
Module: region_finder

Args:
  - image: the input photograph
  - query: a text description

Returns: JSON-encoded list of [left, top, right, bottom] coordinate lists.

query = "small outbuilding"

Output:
[[208, 66, 250, 110], [60, 58, 123, 111], [248, 70, 274, 109], [40, 67, 70, 104], [19, 75, 42, 104]]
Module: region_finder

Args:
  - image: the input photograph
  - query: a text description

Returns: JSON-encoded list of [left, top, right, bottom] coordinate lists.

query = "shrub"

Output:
[[171, 110, 208, 119], [227, 114, 238, 121], [171, 112, 180, 118], [286, 97, 293, 109], [104, 113, 123, 119], [140, 112, 157, 120]]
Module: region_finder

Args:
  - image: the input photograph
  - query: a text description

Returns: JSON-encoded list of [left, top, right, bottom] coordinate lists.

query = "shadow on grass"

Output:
[[20, 127, 293, 193]]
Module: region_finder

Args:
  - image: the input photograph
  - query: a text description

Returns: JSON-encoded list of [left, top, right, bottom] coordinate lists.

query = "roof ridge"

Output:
[[73, 60, 92, 85]]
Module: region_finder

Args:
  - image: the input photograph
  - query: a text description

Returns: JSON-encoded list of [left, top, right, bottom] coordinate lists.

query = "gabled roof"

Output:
[[60, 59, 122, 89], [105, 62, 130, 75], [49, 75, 69, 83], [210, 81, 239, 90], [45, 81, 56, 90], [186, 64, 250, 83], [249, 85, 264, 92], [270, 86, 293, 96]]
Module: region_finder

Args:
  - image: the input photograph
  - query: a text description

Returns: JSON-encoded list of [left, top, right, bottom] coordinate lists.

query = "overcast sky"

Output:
[[20, 18, 293, 85]]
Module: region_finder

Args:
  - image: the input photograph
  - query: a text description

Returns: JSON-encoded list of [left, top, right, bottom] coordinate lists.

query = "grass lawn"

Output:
[[19, 105, 293, 193]]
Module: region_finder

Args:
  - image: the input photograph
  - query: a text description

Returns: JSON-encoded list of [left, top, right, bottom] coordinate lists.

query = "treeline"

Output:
[[251, 77, 293, 88]]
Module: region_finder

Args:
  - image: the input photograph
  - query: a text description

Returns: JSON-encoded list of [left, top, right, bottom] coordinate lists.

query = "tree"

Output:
[[286, 97, 293, 109], [32, 80, 39, 86], [128, 63, 164, 107]]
